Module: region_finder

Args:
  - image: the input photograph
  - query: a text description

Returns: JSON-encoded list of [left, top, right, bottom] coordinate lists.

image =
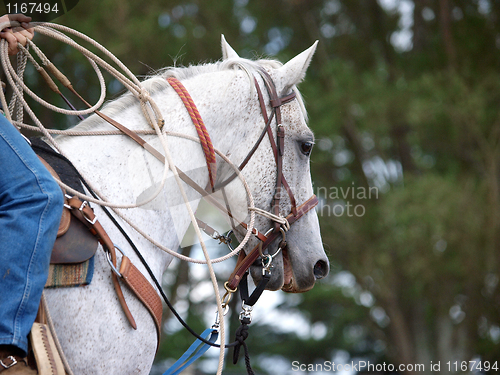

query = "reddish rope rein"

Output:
[[167, 77, 217, 191]]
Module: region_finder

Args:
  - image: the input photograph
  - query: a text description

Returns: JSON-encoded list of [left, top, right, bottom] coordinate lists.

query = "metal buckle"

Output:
[[262, 255, 273, 275], [79, 200, 97, 225], [212, 304, 230, 331], [218, 230, 234, 251], [221, 281, 237, 307], [209, 229, 221, 240], [63, 193, 73, 209], [260, 227, 286, 272], [0, 356, 17, 369], [105, 245, 125, 278]]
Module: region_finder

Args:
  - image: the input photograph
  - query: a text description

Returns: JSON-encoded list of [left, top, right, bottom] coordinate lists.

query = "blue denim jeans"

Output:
[[0, 117, 63, 355]]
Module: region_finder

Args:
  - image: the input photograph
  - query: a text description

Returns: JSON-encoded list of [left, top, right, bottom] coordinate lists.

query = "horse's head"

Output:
[[220, 37, 329, 293]]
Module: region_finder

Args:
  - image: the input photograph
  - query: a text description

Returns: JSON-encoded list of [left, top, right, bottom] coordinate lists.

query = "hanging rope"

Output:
[[232, 319, 255, 375]]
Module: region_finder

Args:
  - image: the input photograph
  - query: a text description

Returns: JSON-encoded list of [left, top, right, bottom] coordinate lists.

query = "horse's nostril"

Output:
[[313, 260, 329, 279]]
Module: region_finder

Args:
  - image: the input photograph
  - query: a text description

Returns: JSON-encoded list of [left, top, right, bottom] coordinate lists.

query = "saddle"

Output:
[[27, 140, 97, 375], [32, 138, 98, 266]]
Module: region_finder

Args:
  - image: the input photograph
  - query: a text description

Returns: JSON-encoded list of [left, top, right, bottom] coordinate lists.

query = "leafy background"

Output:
[[3, 0, 500, 373]]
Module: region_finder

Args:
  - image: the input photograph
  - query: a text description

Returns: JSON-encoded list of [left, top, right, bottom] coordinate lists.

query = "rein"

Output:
[[167, 77, 217, 191]]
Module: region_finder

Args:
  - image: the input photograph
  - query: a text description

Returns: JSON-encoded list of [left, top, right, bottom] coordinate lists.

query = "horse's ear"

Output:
[[221, 35, 240, 60], [278, 41, 318, 88]]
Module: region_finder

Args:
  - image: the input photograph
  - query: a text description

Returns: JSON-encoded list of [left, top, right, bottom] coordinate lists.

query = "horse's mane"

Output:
[[78, 57, 307, 130]]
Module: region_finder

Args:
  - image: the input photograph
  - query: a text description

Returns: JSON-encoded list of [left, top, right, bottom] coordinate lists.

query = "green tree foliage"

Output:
[[7, 0, 500, 373]]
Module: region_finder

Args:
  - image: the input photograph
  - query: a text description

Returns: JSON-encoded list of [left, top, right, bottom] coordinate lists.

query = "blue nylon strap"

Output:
[[163, 328, 219, 375]]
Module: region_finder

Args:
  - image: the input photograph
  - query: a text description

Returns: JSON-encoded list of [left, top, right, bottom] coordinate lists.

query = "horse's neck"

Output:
[[56, 69, 256, 276]]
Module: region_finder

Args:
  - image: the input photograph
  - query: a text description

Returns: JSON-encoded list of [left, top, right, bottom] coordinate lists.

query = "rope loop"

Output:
[[248, 206, 290, 231]]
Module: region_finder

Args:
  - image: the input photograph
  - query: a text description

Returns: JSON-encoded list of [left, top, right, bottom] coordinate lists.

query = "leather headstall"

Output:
[[225, 70, 318, 290], [165, 71, 319, 291]]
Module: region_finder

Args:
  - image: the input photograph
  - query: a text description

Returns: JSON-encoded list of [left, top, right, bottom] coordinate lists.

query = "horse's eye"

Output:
[[300, 141, 313, 156]]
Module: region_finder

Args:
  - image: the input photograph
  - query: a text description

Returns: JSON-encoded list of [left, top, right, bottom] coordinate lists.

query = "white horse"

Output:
[[44, 37, 329, 374]]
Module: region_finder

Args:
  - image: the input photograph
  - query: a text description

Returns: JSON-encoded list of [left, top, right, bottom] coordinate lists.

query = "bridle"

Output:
[[60, 67, 319, 298], [80, 70, 319, 366], [167, 69, 319, 295], [73, 67, 320, 292], [225, 70, 319, 292]]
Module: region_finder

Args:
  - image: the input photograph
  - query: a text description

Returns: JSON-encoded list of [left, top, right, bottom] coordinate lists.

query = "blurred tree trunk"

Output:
[[412, 0, 427, 53], [439, 0, 457, 70], [413, 302, 432, 368], [383, 292, 415, 374]]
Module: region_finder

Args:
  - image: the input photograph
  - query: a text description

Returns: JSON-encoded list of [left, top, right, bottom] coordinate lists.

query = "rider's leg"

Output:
[[0, 117, 63, 359]]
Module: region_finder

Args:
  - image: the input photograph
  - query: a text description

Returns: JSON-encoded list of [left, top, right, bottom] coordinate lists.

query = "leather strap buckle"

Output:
[[79, 200, 97, 225], [0, 356, 17, 369]]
